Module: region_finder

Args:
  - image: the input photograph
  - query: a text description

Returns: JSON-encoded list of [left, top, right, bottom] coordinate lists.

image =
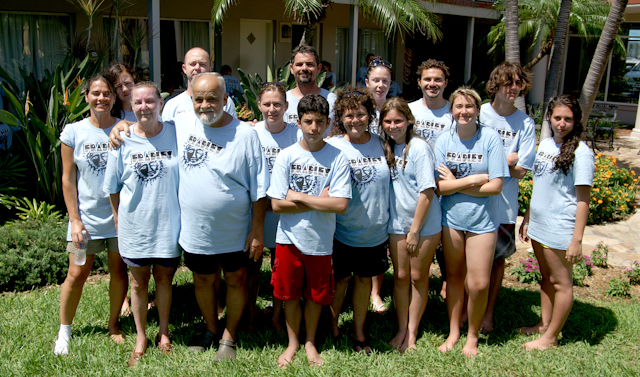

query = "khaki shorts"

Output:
[[67, 237, 118, 255]]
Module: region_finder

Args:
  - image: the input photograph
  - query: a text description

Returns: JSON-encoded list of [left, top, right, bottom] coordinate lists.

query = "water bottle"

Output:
[[74, 230, 88, 266]]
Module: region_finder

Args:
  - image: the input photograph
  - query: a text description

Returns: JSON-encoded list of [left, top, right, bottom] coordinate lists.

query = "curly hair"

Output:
[[548, 94, 584, 175], [104, 63, 137, 118], [416, 59, 450, 80], [380, 97, 416, 170], [485, 61, 533, 100], [329, 87, 377, 137]]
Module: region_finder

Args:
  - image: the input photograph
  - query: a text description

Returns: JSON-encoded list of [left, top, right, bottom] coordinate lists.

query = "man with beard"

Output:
[[408, 59, 453, 145], [283, 44, 336, 135], [109, 73, 268, 361], [162, 47, 236, 121]]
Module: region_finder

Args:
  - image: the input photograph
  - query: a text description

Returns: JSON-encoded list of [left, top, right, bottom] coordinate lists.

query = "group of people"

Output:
[[54, 43, 594, 367]]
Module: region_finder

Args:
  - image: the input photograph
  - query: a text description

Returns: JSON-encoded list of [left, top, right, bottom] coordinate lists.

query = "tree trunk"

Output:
[[540, 0, 573, 141], [579, 0, 629, 126], [504, 0, 527, 112]]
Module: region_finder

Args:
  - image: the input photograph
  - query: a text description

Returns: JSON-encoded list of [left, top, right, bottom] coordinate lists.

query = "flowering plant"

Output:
[[518, 155, 637, 225], [624, 260, 640, 285], [573, 255, 593, 286], [606, 278, 631, 298], [591, 242, 609, 268], [510, 254, 542, 284]]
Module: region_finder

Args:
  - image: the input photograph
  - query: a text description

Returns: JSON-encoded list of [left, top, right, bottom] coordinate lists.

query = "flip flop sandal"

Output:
[[214, 339, 237, 362], [371, 302, 387, 314]]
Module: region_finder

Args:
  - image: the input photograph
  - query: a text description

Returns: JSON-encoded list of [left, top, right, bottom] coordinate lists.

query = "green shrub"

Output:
[[591, 242, 609, 268], [606, 278, 631, 298], [518, 155, 638, 225], [0, 217, 109, 292], [573, 255, 594, 287], [624, 260, 640, 285]]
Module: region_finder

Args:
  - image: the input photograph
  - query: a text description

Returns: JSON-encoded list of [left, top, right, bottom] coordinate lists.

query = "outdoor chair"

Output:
[[586, 104, 617, 152]]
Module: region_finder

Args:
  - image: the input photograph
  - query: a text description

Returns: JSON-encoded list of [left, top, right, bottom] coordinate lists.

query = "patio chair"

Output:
[[586, 104, 617, 152]]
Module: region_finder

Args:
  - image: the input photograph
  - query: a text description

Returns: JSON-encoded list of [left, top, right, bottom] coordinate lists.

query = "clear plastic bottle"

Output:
[[74, 230, 88, 266]]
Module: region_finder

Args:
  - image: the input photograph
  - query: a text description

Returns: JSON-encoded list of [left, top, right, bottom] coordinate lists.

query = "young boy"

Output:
[[267, 94, 351, 367]]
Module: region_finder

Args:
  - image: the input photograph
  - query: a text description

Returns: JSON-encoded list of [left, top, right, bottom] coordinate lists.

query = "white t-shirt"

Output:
[[327, 134, 390, 247], [435, 126, 510, 233], [59, 118, 118, 241], [388, 138, 441, 236], [408, 100, 452, 145], [527, 139, 594, 250], [267, 142, 352, 256], [161, 91, 237, 122], [480, 103, 537, 224], [254, 121, 302, 248], [103, 122, 181, 259], [176, 114, 269, 255]]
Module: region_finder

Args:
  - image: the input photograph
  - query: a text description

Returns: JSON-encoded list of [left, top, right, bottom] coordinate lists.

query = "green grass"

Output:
[[1, 264, 639, 377]]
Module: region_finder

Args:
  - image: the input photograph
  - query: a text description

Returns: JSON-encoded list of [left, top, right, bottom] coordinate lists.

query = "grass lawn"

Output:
[[1, 260, 639, 377]]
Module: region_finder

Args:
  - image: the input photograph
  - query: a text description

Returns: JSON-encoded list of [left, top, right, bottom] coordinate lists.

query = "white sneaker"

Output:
[[54, 339, 69, 355]]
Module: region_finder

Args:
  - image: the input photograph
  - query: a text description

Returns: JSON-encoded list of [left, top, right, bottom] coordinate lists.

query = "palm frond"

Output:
[[360, 0, 442, 41], [211, 0, 240, 28], [284, 0, 326, 24]]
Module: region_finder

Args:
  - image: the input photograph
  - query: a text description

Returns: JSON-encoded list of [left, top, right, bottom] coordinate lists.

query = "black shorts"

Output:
[[184, 250, 248, 275], [121, 255, 181, 268], [494, 223, 516, 260], [332, 239, 389, 280]]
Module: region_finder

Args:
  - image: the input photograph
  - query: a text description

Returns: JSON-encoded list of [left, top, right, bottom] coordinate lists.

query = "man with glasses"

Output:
[[408, 59, 453, 144], [162, 47, 237, 121], [479, 61, 536, 334], [283, 44, 336, 135]]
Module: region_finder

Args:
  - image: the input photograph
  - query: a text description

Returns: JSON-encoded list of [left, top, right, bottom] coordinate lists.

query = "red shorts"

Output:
[[271, 243, 335, 305]]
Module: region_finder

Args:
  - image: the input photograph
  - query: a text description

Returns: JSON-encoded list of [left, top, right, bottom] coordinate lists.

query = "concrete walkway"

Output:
[[515, 134, 640, 268]]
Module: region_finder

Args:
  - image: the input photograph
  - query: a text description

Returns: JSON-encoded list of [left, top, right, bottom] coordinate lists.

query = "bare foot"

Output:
[[462, 336, 479, 358], [438, 334, 459, 353], [479, 315, 494, 334], [518, 320, 548, 335], [109, 332, 126, 344], [524, 337, 557, 351], [440, 281, 447, 300], [217, 303, 225, 320], [388, 331, 406, 350], [120, 298, 131, 317], [305, 341, 323, 367], [147, 299, 156, 311], [278, 345, 298, 368]]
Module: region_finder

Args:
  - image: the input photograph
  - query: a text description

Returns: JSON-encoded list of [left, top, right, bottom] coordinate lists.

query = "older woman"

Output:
[[327, 87, 390, 353], [104, 82, 180, 366], [55, 74, 129, 355]]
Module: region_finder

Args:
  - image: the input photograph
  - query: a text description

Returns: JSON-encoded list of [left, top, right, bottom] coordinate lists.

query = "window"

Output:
[[335, 28, 391, 84], [0, 13, 71, 91]]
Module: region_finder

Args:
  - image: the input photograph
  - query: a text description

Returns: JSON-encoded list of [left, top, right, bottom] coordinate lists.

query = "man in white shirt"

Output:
[[162, 47, 236, 122]]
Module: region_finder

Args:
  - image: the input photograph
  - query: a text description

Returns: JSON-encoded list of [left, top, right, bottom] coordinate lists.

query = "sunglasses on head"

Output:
[[369, 60, 392, 69], [261, 82, 285, 88]]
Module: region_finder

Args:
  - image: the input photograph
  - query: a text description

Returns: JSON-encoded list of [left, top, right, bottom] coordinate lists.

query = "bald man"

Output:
[[162, 47, 237, 122]]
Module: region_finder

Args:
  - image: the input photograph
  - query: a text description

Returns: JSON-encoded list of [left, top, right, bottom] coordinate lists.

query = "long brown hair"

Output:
[[548, 94, 584, 175], [330, 86, 376, 137], [105, 63, 137, 118], [380, 97, 415, 170]]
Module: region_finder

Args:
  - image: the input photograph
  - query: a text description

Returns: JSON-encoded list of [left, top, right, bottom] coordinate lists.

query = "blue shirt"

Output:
[[60, 118, 118, 241], [387, 81, 402, 97], [103, 122, 181, 259], [255, 121, 302, 248], [435, 126, 510, 233], [480, 103, 537, 224], [408, 100, 452, 145], [527, 139, 594, 250], [356, 66, 367, 87], [327, 134, 390, 247], [389, 138, 441, 236], [162, 91, 237, 122], [267, 142, 352, 256], [176, 115, 269, 254], [223, 74, 244, 99]]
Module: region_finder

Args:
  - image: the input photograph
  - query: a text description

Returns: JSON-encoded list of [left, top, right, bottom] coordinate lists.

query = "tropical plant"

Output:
[[67, 0, 106, 52], [0, 153, 27, 200], [3, 197, 64, 222], [579, 0, 629, 126], [211, 0, 442, 46], [0, 56, 99, 207]]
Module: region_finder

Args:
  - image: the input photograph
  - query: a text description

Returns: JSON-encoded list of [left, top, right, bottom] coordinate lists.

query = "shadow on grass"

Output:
[[76, 261, 618, 352]]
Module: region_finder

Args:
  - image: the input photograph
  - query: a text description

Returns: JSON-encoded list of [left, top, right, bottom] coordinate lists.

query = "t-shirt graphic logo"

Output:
[[533, 151, 555, 177], [263, 146, 282, 173], [349, 157, 382, 187], [83, 142, 110, 174], [390, 156, 403, 181], [131, 150, 172, 185], [182, 134, 223, 169], [290, 174, 319, 194], [415, 121, 446, 142], [445, 161, 473, 178]]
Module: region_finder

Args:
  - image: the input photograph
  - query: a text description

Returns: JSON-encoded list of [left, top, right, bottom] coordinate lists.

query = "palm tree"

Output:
[[579, 0, 629, 126], [211, 0, 442, 45], [539, 0, 573, 140], [504, 0, 525, 111]]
